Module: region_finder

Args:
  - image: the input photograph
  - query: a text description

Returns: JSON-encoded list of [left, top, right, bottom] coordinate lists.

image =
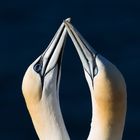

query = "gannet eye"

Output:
[[93, 53, 98, 77], [94, 67, 98, 76], [34, 63, 42, 73]]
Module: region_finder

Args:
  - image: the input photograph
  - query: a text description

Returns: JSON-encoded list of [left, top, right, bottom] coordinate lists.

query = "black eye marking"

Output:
[[34, 63, 42, 73]]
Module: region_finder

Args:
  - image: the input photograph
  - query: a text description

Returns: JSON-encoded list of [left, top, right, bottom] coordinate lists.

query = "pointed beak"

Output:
[[64, 21, 98, 80], [34, 18, 71, 83]]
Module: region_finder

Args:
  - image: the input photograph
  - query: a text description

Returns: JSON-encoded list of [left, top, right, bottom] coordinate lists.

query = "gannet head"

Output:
[[64, 21, 126, 96], [64, 21, 127, 140], [22, 19, 71, 140], [22, 18, 70, 107]]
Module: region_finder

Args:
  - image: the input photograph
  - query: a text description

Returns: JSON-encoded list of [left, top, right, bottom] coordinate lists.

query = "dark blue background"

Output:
[[0, 0, 140, 139]]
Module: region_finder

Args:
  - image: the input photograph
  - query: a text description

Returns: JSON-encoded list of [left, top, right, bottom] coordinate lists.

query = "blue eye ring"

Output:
[[34, 63, 42, 73]]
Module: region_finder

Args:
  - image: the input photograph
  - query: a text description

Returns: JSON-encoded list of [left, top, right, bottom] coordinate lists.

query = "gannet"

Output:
[[64, 21, 127, 140], [22, 19, 70, 140]]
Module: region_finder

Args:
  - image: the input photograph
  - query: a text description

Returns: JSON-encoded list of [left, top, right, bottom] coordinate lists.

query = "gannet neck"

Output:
[[33, 66, 70, 140], [28, 86, 70, 140], [87, 55, 127, 140]]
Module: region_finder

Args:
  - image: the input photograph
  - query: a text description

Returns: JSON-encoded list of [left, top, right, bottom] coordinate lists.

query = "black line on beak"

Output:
[[66, 23, 99, 85], [33, 25, 65, 88], [67, 26, 94, 80]]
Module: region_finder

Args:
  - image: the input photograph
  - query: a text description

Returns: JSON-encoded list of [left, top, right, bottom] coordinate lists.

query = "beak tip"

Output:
[[65, 17, 71, 22]]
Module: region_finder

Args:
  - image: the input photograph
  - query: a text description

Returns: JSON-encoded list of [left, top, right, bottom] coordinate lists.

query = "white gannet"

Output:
[[64, 21, 127, 140], [22, 19, 70, 140]]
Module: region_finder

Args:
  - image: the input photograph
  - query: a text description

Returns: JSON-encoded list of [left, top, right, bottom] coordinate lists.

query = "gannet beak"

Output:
[[64, 21, 98, 81], [33, 18, 71, 87]]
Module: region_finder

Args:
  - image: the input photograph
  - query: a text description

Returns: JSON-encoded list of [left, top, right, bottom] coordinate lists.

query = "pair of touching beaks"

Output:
[[33, 18, 98, 84]]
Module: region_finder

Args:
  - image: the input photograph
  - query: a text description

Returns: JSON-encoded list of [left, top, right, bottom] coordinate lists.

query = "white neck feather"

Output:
[[28, 93, 70, 140], [87, 94, 126, 140]]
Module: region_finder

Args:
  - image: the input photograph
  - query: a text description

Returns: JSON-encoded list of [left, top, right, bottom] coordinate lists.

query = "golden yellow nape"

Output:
[[22, 61, 42, 105], [64, 21, 127, 140]]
